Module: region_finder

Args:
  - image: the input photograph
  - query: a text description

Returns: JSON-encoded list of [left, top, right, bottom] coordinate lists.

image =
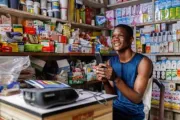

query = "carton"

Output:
[[172, 69, 178, 80], [31, 57, 46, 72], [57, 59, 70, 73], [166, 60, 172, 70], [166, 69, 172, 80]]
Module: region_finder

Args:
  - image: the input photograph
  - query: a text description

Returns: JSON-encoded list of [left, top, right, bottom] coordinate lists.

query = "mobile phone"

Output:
[[95, 52, 103, 65]]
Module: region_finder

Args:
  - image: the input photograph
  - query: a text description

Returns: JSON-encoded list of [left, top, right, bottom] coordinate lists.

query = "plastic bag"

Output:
[[0, 56, 30, 86]]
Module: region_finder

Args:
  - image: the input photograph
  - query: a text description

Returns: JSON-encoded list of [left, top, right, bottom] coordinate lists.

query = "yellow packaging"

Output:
[[92, 32, 101, 36], [69, 0, 75, 21], [76, 9, 80, 23], [8, 43, 18, 52], [143, 14, 149, 23], [13, 24, 23, 34]]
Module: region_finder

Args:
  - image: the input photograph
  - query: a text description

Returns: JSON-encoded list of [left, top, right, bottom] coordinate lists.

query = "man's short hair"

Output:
[[114, 24, 133, 38]]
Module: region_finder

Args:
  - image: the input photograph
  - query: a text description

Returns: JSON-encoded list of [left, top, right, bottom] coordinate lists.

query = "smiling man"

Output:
[[96, 24, 153, 120]]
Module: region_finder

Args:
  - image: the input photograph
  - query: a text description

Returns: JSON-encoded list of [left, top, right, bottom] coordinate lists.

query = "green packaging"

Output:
[[172, 70, 177, 80], [165, 8, 170, 20], [24, 44, 42, 52], [170, 7, 176, 19], [160, 9, 166, 20], [176, 7, 180, 19], [166, 70, 172, 80]]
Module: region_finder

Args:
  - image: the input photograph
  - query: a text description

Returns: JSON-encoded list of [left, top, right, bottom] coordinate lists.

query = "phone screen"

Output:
[[95, 52, 103, 65]]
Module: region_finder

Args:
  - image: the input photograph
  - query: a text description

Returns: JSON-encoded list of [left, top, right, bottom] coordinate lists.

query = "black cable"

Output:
[[75, 90, 107, 106]]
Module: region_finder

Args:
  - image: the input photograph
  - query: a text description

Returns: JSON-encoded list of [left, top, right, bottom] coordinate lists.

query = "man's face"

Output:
[[112, 27, 132, 52]]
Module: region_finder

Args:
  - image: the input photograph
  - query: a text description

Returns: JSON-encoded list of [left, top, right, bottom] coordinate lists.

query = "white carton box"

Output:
[[57, 59, 70, 73]]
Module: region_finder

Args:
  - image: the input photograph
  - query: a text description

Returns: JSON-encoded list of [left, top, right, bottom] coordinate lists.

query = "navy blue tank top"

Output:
[[109, 53, 145, 118]]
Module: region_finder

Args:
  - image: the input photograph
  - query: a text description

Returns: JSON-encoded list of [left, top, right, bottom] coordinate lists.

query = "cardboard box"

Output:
[[57, 59, 70, 73], [31, 57, 46, 72]]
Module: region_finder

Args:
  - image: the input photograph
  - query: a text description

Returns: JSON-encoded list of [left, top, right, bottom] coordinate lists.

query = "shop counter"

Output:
[[0, 90, 116, 120]]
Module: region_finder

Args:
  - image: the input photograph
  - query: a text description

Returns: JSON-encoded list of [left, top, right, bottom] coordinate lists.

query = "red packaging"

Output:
[[59, 35, 67, 43], [85, 7, 92, 25], [41, 41, 54, 52], [2, 46, 12, 52], [24, 27, 36, 35]]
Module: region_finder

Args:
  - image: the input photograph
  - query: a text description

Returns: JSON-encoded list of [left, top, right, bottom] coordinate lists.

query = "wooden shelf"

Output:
[[159, 80, 180, 84], [151, 105, 180, 113], [143, 53, 180, 56], [0, 7, 108, 30], [107, 0, 151, 9], [0, 52, 96, 57], [71, 22, 108, 30], [0, 6, 67, 23], [134, 19, 180, 27], [0, 52, 118, 57], [83, 0, 105, 8]]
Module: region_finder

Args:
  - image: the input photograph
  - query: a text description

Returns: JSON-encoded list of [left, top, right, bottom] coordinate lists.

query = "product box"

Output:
[[177, 60, 180, 70], [107, 19, 115, 28], [161, 71, 166, 80], [164, 42, 169, 53], [57, 59, 70, 73], [1, 15, 11, 24], [106, 10, 115, 20], [31, 57, 46, 72], [172, 69, 178, 80], [121, 7, 126, 17], [115, 8, 122, 18], [156, 62, 161, 71], [161, 60, 167, 71], [55, 42, 64, 53], [168, 41, 174, 53], [171, 60, 177, 69], [125, 6, 131, 16], [131, 5, 136, 15], [166, 69, 172, 80], [166, 60, 172, 70], [142, 3, 148, 14]]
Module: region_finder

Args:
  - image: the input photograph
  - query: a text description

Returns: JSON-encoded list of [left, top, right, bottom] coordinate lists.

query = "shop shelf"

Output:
[[107, 0, 152, 9], [71, 22, 108, 30], [83, 0, 105, 8], [151, 105, 180, 113], [0, 6, 67, 23], [143, 53, 180, 56], [0, 7, 108, 30], [159, 80, 180, 84], [0, 52, 95, 57]]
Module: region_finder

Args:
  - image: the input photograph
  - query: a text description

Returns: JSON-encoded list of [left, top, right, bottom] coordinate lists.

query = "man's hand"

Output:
[[96, 63, 116, 82], [96, 63, 108, 83], [18, 67, 35, 82]]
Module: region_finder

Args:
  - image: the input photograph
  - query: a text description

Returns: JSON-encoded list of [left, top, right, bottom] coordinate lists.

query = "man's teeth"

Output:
[[114, 43, 120, 46]]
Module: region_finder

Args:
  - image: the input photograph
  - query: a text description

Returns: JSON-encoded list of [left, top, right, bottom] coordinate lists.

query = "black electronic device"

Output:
[[23, 88, 79, 109], [95, 52, 103, 64]]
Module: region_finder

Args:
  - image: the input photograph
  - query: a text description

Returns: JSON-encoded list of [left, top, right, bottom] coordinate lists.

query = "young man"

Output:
[[96, 24, 153, 120]]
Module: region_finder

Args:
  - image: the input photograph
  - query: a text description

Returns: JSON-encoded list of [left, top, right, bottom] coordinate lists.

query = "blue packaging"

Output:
[[52, 1, 60, 10], [0, 0, 8, 7], [115, 8, 122, 19]]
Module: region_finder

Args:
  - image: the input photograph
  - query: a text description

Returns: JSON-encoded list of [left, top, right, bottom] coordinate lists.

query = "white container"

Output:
[[40, 0, 47, 9], [55, 43, 64, 53], [34, 2, 40, 15], [61, 8, 67, 20], [108, 0, 116, 5], [47, 2, 52, 10], [59, 0, 68, 8], [26, 0, 33, 6]]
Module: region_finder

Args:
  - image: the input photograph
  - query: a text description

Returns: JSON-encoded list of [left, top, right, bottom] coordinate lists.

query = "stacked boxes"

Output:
[[153, 59, 180, 81]]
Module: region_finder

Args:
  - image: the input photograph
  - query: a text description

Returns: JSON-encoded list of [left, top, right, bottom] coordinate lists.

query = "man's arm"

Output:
[[96, 60, 115, 94], [115, 57, 152, 104]]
